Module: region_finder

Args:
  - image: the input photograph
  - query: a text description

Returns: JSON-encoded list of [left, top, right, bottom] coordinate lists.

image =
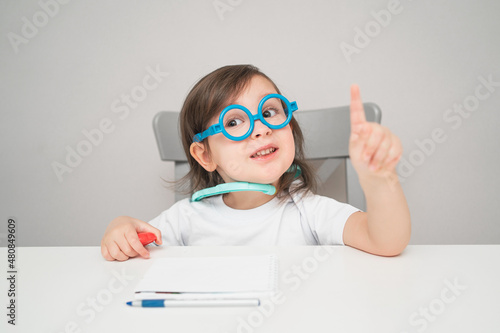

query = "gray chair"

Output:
[[153, 103, 381, 211]]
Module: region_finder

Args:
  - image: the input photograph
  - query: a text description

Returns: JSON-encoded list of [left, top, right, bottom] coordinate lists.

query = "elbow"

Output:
[[372, 225, 411, 257], [350, 237, 410, 257], [379, 241, 410, 257], [371, 234, 411, 257], [374, 245, 407, 257]]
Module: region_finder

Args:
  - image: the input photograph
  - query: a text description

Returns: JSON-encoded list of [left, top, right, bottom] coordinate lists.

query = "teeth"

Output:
[[254, 148, 276, 157]]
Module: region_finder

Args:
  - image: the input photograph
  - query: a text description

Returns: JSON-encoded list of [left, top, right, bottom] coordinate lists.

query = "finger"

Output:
[[384, 144, 403, 171], [350, 84, 367, 133], [101, 244, 114, 261], [370, 134, 392, 171], [115, 237, 140, 259], [362, 125, 385, 163], [108, 241, 130, 262], [349, 123, 372, 161], [125, 231, 150, 259], [133, 221, 163, 245], [385, 153, 402, 171]]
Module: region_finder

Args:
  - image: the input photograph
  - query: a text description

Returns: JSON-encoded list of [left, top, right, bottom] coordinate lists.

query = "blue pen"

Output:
[[126, 299, 260, 307]]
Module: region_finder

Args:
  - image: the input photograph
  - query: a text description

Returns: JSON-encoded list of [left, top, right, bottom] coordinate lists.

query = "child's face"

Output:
[[200, 75, 296, 186]]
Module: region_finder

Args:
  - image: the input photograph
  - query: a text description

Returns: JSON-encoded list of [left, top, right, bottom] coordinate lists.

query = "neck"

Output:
[[222, 190, 276, 210]]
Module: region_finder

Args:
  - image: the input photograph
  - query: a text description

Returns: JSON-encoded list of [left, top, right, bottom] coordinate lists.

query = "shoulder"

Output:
[[149, 197, 217, 229], [286, 181, 336, 206]]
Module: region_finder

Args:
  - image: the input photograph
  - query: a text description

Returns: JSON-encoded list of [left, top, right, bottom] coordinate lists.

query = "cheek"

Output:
[[282, 130, 296, 161], [211, 142, 246, 177], [224, 158, 244, 176]]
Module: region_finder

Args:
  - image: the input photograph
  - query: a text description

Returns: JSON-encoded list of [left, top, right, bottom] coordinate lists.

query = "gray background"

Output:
[[1, 0, 499, 246]]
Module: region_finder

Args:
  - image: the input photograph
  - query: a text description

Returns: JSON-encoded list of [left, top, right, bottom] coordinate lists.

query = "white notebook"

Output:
[[134, 254, 278, 300]]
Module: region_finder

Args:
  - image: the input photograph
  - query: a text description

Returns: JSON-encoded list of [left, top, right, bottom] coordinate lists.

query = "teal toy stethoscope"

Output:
[[191, 165, 301, 202]]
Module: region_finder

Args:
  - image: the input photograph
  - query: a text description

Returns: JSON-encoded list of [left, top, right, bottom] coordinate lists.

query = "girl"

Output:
[[101, 65, 411, 261]]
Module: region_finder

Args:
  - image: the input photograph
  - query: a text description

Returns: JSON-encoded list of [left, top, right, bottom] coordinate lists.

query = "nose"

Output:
[[250, 119, 272, 139]]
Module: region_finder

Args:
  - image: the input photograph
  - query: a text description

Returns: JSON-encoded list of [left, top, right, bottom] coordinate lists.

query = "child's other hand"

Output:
[[101, 216, 162, 261], [348, 84, 403, 179]]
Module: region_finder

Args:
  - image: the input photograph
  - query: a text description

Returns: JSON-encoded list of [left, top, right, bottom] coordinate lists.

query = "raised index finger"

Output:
[[350, 84, 366, 131]]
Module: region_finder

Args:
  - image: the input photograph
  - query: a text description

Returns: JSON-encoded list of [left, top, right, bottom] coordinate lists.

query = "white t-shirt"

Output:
[[149, 190, 360, 246]]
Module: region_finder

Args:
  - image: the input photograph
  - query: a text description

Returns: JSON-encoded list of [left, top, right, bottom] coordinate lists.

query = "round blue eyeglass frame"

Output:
[[193, 93, 298, 142]]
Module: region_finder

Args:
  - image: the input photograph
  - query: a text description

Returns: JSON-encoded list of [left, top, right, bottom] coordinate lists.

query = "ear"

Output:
[[190, 142, 217, 172]]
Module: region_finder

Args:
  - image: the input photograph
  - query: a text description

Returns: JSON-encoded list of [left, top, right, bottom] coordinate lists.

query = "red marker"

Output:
[[138, 232, 157, 246]]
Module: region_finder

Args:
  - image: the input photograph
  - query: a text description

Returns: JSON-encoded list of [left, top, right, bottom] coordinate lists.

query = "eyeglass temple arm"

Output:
[[193, 123, 222, 142]]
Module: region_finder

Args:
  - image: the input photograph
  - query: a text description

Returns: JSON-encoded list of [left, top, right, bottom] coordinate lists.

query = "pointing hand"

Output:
[[349, 84, 402, 178]]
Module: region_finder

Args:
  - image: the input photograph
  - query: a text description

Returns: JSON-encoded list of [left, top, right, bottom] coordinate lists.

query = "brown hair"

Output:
[[177, 64, 316, 199]]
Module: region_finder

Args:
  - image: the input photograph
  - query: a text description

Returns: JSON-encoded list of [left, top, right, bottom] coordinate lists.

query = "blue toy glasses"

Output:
[[193, 94, 298, 142]]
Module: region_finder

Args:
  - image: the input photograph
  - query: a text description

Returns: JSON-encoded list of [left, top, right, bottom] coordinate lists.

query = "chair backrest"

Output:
[[153, 103, 381, 211]]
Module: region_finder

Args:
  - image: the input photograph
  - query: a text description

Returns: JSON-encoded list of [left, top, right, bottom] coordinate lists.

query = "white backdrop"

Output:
[[1, 0, 499, 246]]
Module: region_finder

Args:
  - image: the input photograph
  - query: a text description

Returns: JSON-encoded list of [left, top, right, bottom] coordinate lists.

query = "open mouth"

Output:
[[251, 147, 278, 158]]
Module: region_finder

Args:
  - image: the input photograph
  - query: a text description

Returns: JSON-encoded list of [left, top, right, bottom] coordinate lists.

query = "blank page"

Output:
[[134, 255, 277, 299]]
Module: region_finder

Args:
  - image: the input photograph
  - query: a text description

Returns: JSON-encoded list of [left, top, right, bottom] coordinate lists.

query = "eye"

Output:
[[226, 118, 243, 127], [262, 109, 278, 118]]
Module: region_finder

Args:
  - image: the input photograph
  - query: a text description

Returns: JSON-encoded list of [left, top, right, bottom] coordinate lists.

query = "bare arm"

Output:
[[343, 85, 411, 256]]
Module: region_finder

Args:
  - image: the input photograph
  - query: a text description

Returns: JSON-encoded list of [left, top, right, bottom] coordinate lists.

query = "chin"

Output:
[[248, 176, 281, 185]]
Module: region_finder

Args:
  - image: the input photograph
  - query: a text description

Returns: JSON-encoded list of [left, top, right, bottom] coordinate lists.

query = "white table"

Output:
[[2, 245, 499, 333]]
